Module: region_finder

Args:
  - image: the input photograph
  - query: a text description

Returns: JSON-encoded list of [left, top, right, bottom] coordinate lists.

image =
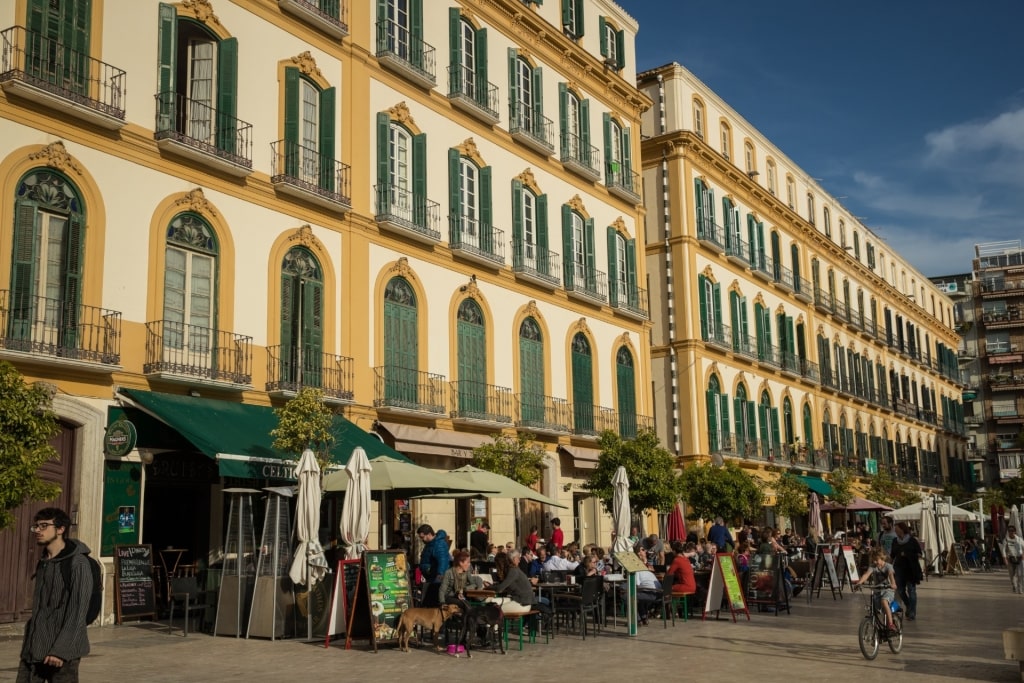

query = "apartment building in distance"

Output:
[[636, 62, 969, 515], [0, 0, 652, 624]]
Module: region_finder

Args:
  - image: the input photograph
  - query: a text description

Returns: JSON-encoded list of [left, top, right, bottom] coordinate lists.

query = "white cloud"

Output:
[[925, 107, 1024, 160]]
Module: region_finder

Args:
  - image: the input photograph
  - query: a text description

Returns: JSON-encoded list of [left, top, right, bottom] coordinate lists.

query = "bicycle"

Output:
[[854, 583, 903, 660]]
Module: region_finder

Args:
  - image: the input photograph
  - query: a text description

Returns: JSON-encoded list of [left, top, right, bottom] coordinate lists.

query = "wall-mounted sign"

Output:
[[104, 419, 137, 457]]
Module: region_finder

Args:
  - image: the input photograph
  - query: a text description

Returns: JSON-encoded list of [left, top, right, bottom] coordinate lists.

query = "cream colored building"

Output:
[[637, 63, 967, 519], [0, 0, 651, 625]]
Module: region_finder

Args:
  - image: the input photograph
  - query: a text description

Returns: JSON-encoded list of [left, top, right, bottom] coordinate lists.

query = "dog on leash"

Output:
[[456, 603, 505, 657], [396, 603, 461, 652]]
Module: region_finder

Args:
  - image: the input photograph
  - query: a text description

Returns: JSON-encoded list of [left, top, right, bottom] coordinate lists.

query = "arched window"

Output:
[[571, 333, 594, 434], [706, 375, 729, 453], [456, 298, 486, 416], [616, 346, 637, 437], [734, 383, 755, 455], [163, 212, 217, 358], [383, 276, 419, 405], [518, 317, 545, 425], [693, 99, 705, 138], [279, 246, 323, 389], [10, 169, 85, 349], [758, 390, 779, 460]]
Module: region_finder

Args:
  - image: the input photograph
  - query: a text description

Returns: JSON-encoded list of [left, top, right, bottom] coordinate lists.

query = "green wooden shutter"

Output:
[[606, 226, 618, 304], [746, 401, 757, 442], [617, 353, 637, 437], [532, 66, 544, 133], [626, 238, 637, 306], [746, 213, 756, 263], [520, 324, 544, 423], [284, 67, 300, 176], [796, 323, 806, 360], [280, 271, 297, 383], [729, 290, 740, 350], [740, 296, 748, 339], [712, 283, 722, 338], [561, 204, 573, 289], [479, 165, 493, 254], [376, 112, 391, 210], [758, 404, 769, 451], [584, 217, 596, 290], [695, 179, 705, 237], [511, 179, 524, 252], [574, 0, 585, 36], [475, 28, 488, 104], [448, 148, 461, 239], [754, 303, 764, 359], [572, 342, 594, 433], [558, 82, 568, 156], [720, 393, 730, 439], [409, 0, 423, 69], [622, 127, 633, 180], [580, 98, 591, 166], [536, 194, 549, 275], [60, 212, 84, 350], [412, 132, 427, 226], [323, 0, 339, 19], [458, 310, 486, 415], [733, 397, 743, 446], [449, 8, 461, 93], [157, 3, 177, 130], [216, 37, 238, 155], [561, 0, 572, 29], [384, 285, 418, 405], [771, 407, 781, 447], [615, 29, 625, 69], [603, 112, 611, 182], [10, 200, 39, 341], [698, 275, 708, 340], [318, 86, 336, 192], [786, 316, 795, 355], [302, 278, 324, 387], [598, 16, 607, 56], [706, 388, 718, 451]]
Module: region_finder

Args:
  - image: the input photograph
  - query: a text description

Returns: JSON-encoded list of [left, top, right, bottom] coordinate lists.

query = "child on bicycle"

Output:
[[856, 548, 897, 632]]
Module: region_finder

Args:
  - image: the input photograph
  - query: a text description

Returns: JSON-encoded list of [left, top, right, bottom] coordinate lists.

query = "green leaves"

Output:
[[471, 432, 546, 486], [0, 362, 61, 530], [773, 471, 809, 523], [865, 468, 921, 508], [270, 387, 335, 475], [827, 467, 855, 506], [583, 429, 680, 517], [677, 461, 763, 524]]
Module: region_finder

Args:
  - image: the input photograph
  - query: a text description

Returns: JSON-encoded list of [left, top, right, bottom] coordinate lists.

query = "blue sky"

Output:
[[618, 0, 1024, 277]]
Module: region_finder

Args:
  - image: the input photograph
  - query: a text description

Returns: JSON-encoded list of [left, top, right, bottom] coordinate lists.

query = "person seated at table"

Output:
[[494, 550, 511, 582], [780, 527, 793, 546], [632, 548, 662, 625], [518, 547, 534, 574], [593, 547, 608, 574], [758, 528, 786, 555], [528, 546, 548, 577], [573, 555, 599, 581], [698, 541, 716, 569], [439, 549, 487, 612], [668, 541, 697, 595], [543, 548, 579, 572], [492, 549, 551, 611], [735, 541, 752, 574]]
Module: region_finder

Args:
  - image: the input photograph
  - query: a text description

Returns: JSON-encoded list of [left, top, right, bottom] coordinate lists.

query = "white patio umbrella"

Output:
[[289, 448, 328, 587], [1010, 505, 1021, 537], [339, 447, 373, 559], [611, 466, 633, 555], [808, 492, 824, 544]]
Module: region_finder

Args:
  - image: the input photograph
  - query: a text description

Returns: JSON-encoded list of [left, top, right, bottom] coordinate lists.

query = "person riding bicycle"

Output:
[[855, 548, 897, 632]]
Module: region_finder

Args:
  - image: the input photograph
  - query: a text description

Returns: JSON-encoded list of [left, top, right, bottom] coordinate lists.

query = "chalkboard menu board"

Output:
[[114, 544, 156, 623]]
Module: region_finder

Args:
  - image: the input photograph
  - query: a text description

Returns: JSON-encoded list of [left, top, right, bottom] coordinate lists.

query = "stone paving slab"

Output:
[[0, 569, 1021, 682]]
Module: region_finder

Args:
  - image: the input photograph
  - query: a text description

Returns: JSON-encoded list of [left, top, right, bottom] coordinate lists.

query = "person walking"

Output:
[[707, 516, 734, 551], [890, 521, 924, 620], [1004, 525, 1024, 593], [18, 507, 91, 683], [417, 524, 451, 607], [877, 516, 898, 557]]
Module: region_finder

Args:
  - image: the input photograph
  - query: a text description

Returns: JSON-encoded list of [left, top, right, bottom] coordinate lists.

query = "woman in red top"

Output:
[[549, 518, 564, 550], [668, 541, 697, 594], [525, 525, 539, 551]]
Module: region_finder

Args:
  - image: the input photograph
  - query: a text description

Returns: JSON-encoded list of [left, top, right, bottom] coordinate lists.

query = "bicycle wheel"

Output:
[[859, 617, 879, 660], [888, 613, 903, 654]]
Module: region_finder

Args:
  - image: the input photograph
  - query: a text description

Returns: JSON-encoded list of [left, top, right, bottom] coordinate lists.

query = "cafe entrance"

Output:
[[142, 451, 217, 572]]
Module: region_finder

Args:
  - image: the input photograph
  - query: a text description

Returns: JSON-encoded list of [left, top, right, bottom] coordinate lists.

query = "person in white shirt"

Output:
[[1005, 526, 1024, 593], [632, 547, 662, 625], [542, 552, 579, 572]]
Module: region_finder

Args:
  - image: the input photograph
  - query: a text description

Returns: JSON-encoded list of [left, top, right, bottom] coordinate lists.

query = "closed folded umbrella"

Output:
[[339, 447, 372, 559], [289, 449, 328, 587], [666, 502, 686, 543], [808, 492, 823, 544], [612, 466, 633, 555]]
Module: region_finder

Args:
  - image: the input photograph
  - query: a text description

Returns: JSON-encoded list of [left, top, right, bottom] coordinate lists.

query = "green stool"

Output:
[[502, 610, 546, 650], [670, 592, 695, 621]]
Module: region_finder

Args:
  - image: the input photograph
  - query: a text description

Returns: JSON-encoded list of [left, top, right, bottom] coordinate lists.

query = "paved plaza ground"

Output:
[[1, 568, 1021, 682]]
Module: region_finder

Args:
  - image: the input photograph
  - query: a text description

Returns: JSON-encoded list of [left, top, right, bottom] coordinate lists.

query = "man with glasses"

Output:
[[417, 524, 451, 607], [18, 507, 91, 683]]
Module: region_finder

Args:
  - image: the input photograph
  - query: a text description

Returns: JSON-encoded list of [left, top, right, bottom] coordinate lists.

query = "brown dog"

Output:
[[396, 603, 461, 652]]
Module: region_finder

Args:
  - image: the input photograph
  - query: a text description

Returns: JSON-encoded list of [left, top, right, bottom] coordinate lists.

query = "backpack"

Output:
[[61, 553, 103, 624]]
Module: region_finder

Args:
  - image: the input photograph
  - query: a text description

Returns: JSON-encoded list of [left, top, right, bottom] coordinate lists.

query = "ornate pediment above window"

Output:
[[28, 141, 83, 176], [173, 187, 218, 218], [180, 0, 223, 30]]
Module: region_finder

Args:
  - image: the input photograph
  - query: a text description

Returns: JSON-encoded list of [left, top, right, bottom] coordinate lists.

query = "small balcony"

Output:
[[373, 365, 447, 415], [0, 26, 126, 129], [773, 263, 794, 293], [374, 184, 441, 244], [989, 372, 1024, 391], [982, 308, 1024, 329], [610, 283, 649, 321], [779, 350, 801, 377], [265, 345, 354, 403], [448, 216, 505, 268], [985, 341, 1020, 357], [271, 140, 351, 212], [511, 240, 560, 289], [572, 404, 617, 438], [750, 251, 773, 282], [793, 275, 813, 303], [618, 413, 653, 440], [449, 380, 514, 425], [704, 322, 732, 352], [560, 130, 601, 181], [516, 394, 572, 435], [154, 92, 252, 176], [606, 161, 640, 203], [0, 290, 121, 370], [564, 262, 608, 305], [799, 358, 820, 383], [813, 286, 834, 314], [509, 104, 555, 156], [725, 236, 750, 267], [375, 19, 436, 89], [696, 218, 725, 254], [446, 65, 499, 124], [144, 320, 252, 388], [278, 0, 348, 39]]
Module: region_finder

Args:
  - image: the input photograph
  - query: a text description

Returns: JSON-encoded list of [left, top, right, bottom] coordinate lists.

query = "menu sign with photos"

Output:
[[362, 551, 412, 648]]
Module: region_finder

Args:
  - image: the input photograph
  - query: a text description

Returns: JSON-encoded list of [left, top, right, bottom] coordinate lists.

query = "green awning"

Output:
[[796, 475, 833, 498], [116, 388, 409, 479]]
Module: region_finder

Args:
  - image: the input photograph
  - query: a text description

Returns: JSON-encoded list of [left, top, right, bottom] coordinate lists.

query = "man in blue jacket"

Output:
[[417, 524, 451, 607], [19, 507, 91, 683], [707, 516, 734, 552]]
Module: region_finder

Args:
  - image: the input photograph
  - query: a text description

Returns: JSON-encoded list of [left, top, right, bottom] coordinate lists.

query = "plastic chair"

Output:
[[167, 576, 205, 636], [553, 576, 603, 639]]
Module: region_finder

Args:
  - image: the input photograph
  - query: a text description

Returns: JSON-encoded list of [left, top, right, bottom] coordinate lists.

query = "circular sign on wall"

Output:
[[104, 419, 138, 457]]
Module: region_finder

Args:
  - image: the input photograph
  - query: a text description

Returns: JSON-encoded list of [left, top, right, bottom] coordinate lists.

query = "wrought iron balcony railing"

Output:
[[572, 403, 617, 437], [516, 393, 572, 433], [270, 139, 351, 208], [374, 184, 441, 241], [564, 262, 608, 304], [448, 216, 505, 266], [446, 64, 499, 122], [278, 0, 349, 38], [0, 25, 126, 122], [0, 290, 121, 365], [704, 322, 731, 351], [450, 380, 514, 423], [606, 161, 640, 201], [154, 91, 252, 169], [373, 365, 446, 414], [773, 262, 794, 291], [509, 103, 555, 154], [265, 345, 353, 401], [725, 235, 750, 265], [144, 320, 252, 385], [375, 19, 436, 87], [618, 413, 653, 440], [511, 239, 560, 286], [696, 218, 725, 250], [793, 275, 813, 301], [610, 283, 649, 319], [560, 130, 601, 179]]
